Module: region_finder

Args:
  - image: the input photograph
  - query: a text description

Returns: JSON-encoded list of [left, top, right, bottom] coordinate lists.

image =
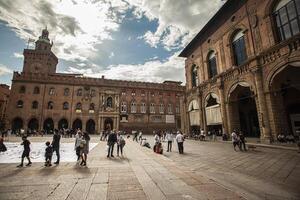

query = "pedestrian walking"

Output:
[[44, 141, 53, 167], [133, 130, 138, 142], [239, 131, 247, 151], [231, 130, 239, 151], [107, 130, 117, 158], [138, 130, 143, 142], [80, 132, 90, 166], [52, 129, 61, 165], [166, 132, 173, 152], [0, 137, 7, 152], [17, 136, 32, 167], [117, 132, 126, 157], [74, 131, 82, 161], [176, 131, 184, 154]]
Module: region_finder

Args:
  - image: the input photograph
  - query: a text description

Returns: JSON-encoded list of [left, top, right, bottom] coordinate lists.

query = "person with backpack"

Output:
[[117, 132, 126, 157]]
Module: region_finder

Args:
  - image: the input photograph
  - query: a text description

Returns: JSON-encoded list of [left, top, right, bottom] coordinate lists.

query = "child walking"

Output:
[[17, 136, 32, 167], [45, 141, 53, 167]]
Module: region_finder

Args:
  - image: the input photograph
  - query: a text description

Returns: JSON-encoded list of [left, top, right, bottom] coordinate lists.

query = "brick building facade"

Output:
[[180, 0, 300, 142], [7, 29, 186, 134], [0, 84, 10, 131]]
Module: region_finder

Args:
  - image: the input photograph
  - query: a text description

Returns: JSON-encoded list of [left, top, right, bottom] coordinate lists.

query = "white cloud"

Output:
[[0, 64, 13, 76], [13, 52, 23, 59], [0, 0, 130, 62], [109, 52, 115, 59], [65, 51, 185, 83], [126, 0, 224, 50]]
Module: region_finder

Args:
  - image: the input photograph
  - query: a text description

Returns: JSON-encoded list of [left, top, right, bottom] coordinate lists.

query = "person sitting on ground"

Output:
[[45, 141, 53, 167], [17, 136, 32, 167], [141, 138, 151, 148], [286, 134, 295, 143], [200, 129, 205, 141], [0, 137, 7, 152], [277, 133, 286, 143]]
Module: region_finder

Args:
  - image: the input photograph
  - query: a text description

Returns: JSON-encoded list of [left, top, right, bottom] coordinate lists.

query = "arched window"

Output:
[[19, 86, 26, 94], [121, 102, 127, 113], [89, 103, 95, 111], [64, 88, 70, 96], [159, 103, 164, 114], [63, 102, 69, 110], [232, 30, 247, 66], [273, 0, 300, 41], [106, 97, 113, 108], [33, 87, 40, 94], [17, 100, 23, 108], [176, 104, 180, 114], [167, 104, 173, 114], [131, 101, 137, 113], [208, 51, 218, 78], [150, 103, 155, 113], [49, 87, 55, 95], [191, 64, 198, 87], [47, 101, 54, 110], [91, 89, 96, 97], [32, 101, 38, 109], [141, 102, 146, 113], [77, 88, 83, 96], [75, 102, 82, 112]]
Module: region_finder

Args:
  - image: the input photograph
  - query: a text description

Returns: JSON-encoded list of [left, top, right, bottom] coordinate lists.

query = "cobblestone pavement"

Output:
[[153, 138, 300, 200], [0, 136, 299, 200]]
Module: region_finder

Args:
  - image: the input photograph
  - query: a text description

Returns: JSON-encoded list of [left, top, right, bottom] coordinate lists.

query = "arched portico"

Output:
[[188, 99, 201, 134], [204, 93, 223, 135], [227, 82, 260, 137], [267, 62, 300, 138]]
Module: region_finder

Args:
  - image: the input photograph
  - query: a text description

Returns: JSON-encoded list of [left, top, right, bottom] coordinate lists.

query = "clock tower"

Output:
[[22, 28, 58, 74]]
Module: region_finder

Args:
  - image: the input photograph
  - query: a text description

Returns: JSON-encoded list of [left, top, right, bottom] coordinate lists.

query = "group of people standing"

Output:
[[106, 130, 126, 158], [16, 129, 90, 167], [153, 131, 185, 154], [231, 130, 247, 151]]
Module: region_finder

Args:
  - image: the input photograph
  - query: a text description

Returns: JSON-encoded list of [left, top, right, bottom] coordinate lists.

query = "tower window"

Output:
[[191, 64, 198, 87], [17, 100, 24, 108], [33, 87, 40, 94], [208, 51, 218, 78], [47, 101, 54, 110], [19, 86, 26, 94], [32, 101, 38, 109]]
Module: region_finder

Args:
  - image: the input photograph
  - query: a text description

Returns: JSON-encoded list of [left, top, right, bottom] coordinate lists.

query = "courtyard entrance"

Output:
[[270, 64, 300, 137], [104, 118, 113, 131], [228, 83, 260, 137], [43, 118, 54, 134], [28, 118, 39, 131], [11, 117, 23, 133], [72, 119, 82, 130], [58, 118, 68, 130], [86, 119, 96, 134]]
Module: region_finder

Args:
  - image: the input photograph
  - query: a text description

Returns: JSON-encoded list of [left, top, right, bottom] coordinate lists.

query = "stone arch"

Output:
[[264, 0, 283, 16], [28, 118, 39, 131], [72, 118, 82, 130], [227, 81, 256, 102], [227, 81, 260, 137], [188, 99, 201, 134], [11, 117, 23, 133], [58, 118, 68, 130], [266, 60, 300, 91], [204, 93, 223, 134], [86, 119, 96, 134], [43, 118, 54, 134]]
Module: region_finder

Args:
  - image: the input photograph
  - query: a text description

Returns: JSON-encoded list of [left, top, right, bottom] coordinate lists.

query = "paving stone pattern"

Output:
[[0, 136, 299, 200]]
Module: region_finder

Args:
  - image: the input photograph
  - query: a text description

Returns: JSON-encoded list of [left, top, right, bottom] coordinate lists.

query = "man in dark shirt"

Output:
[[17, 136, 32, 167], [107, 130, 117, 158], [52, 129, 61, 164]]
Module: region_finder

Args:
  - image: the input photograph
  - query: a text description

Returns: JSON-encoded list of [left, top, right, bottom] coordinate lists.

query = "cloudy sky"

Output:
[[0, 0, 225, 86]]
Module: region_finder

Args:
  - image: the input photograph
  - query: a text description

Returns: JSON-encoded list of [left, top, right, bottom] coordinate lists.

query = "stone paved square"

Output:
[[0, 136, 299, 200]]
